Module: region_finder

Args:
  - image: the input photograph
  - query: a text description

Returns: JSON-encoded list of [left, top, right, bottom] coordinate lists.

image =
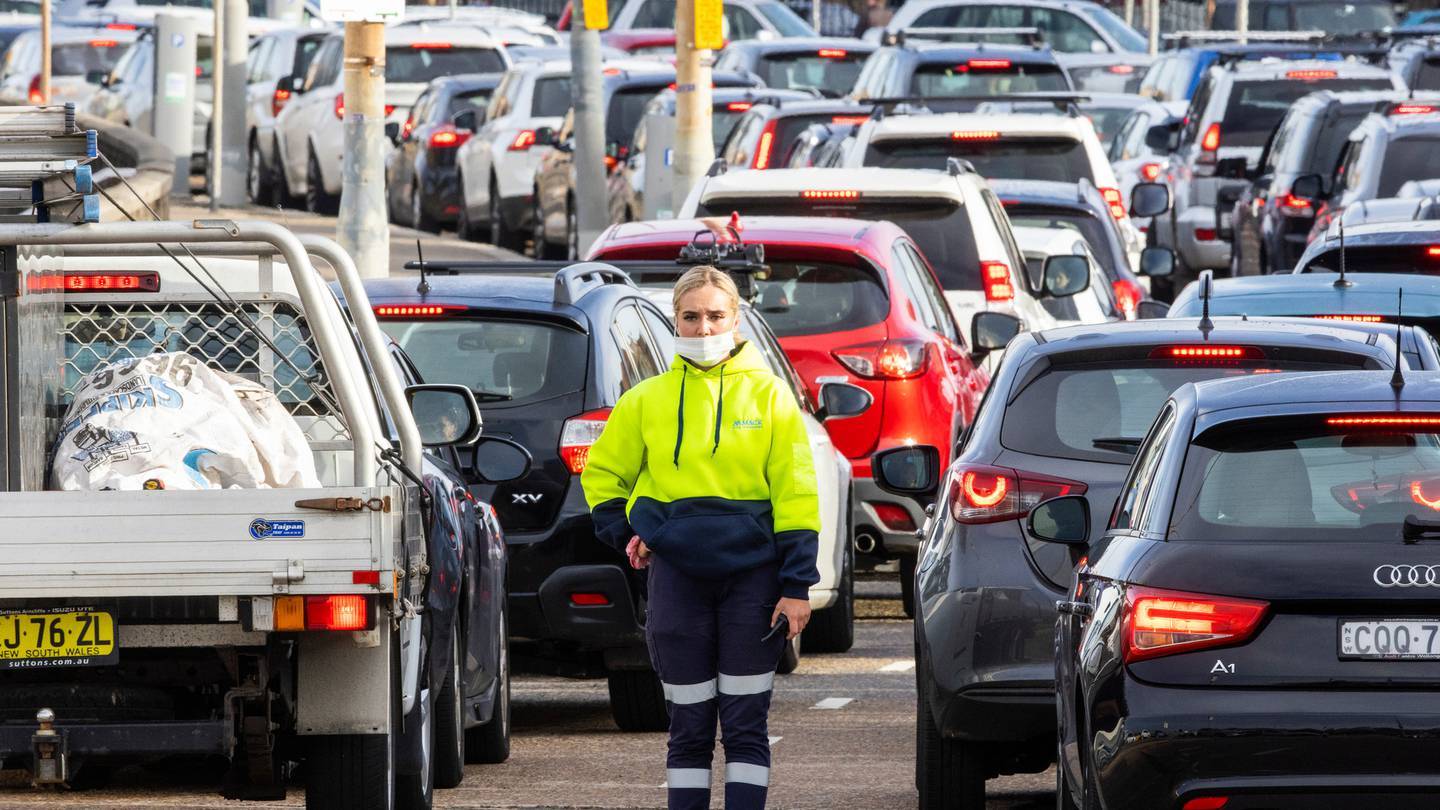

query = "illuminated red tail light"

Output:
[[981, 260, 1012, 302], [753, 125, 776, 169], [409, 42, 453, 49], [830, 115, 870, 126], [818, 48, 847, 58], [335, 94, 395, 119], [106, 22, 137, 30], [968, 58, 1012, 69], [951, 129, 1001, 141], [1194, 227, 1217, 241], [89, 38, 118, 47], [272, 86, 293, 116], [1286, 69, 1336, 80], [1108, 64, 1135, 75], [560, 408, 611, 474], [509, 129, 537, 151], [1313, 314, 1383, 322], [429, 126, 470, 149], [1391, 103, 1438, 116], [373, 304, 465, 317], [832, 338, 929, 380], [1200, 122, 1221, 153], [1428, 246, 1440, 257], [27, 74, 41, 105], [1150, 345, 1264, 362], [1100, 186, 1126, 220], [30, 271, 162, 293], [1327, 415, 1440, 427], [726, 101, 752, 112], [1141, 162, 1161, 181], [800, 189, 860, 200], [947, 464, 1086, 525], [1112, 278, 1142, 319], [1277, 193, 1312, 216], [304, 595, 373, 631], [1123, 586, 1267, 663]]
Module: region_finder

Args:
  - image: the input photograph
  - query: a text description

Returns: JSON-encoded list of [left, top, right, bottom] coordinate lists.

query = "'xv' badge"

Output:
[[512, 493, 543, 504]]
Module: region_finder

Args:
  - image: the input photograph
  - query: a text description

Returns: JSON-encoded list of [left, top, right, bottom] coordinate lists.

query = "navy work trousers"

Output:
[[646, 554, 788, 810]]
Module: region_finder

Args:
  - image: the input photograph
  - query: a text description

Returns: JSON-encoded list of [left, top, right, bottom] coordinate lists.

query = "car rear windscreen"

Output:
[[1211, 1, 1394, 33], [1378, 136, 1440, 197], [759, 52, 865, 97], [864, 137, 1093, 183], [1004, 206, 1115, 270], [910, 62, 1069, 97], [1220, 77, 1395, 148], [1170, 417, 1440, 541], [751, 261, 889, 337], [532, 76, 572, 117], [1415, 57, 1440, 92], [54, 42, 125, 78], [379, 318, 587, 407], [1302, 244, 1440, 275], [386, 47, 505, 84], [1001, 359, 1371, 464], [448, 89, 493, 118], [609, 84, 669, 146], [697, 198, 982, 290]]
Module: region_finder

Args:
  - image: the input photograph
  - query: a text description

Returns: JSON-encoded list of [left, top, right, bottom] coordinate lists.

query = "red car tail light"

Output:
[[1194, 227, 1217, 241], [818, 48, 847, 58], [832, 339, 929, 380], [1140, 162, 1161, 181], [570, 592, 611, 606], [800, 189, 860, 200], [30, 271, 162, 293], [429, 126, 470, 149], [372, 304, 465, 317], [1200, 122, 1221, 154], [1277, 193, 1312, 216], [1150, 345, 1265, 362], [410, 42, 453, 49], [1111, 278, 1142, 320], [1286, 69, 1336, 80], [1100, 186, 1126, 220], [1428, 246, 1440, 257], [967, 58, 1011, 69], [335, 94, 395, 119], [947, 464, 1086, 525], [981, 261, 1013, 302], [830, 115, 870, 126], [951, 129, 1001, 141], [726, 101, 752, 112], [304, 595, 373, 631], [560, 409, 611, 474], [1123, 586, 1267, 663], [1313, 314, 1383, 322], [509, 129, 537, 151], [1327, 415, 1440, 428], [752, 120, 778, 169], [1108, 64, 1135, 75], [27, 74, 41, 105], [1391, 103, 1438, 116], [272, 86, 293, 116]]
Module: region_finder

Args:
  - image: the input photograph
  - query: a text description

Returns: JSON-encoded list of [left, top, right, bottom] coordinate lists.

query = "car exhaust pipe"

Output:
[[854, 530, 880, 556]]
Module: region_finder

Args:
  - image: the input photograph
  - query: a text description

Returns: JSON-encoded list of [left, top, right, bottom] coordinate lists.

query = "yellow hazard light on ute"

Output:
[[275, 596, 305, 631]]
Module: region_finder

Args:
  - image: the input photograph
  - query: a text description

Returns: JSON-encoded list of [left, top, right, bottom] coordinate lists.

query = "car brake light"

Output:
[[27, 74, 41, 105], [1112, 278, 1142, 319], [1428, 246, 1440, 257], [429, 126, 470, 149], [968, 58, 1011, 69], [1141, 162, 1161, 181], [509, 129, 537, 151], [1183, 798, 1229, 810], [981, 260, 1012, 302], [947, 464, 1086, 524], [818, 48, 847, 58], [1391, 103, 1438, 116], [1313, 314, 1383, 322], [409, 42, 453, 49], [335, 94, 394, 119], [1327, 415, 1440, 427], [727, 101, 752, 112], [570, 592, 611, 606], [951, 130, 1000, 140], [373, 304, 465, 317], [1200, 123, 1221, 153], [871, 502, 916, 531], [560, 408, 611, 474], [272, 86, 292, 116], [30, 271, 162, 293], [1150, 345, 1265, 362], [304, 595, 372, 631], [1278, 193, 1312, 216], [1286, 69, 1336, 80], [800, 189, 859, 200], [832, 339, 929, 380], [1123, 586, 1267, 663], [753, 124, 776, 169], [89, 39, 118, 47], [1108, 64, 1135, 75], [830, 115, 870, 125], [1194, 227, 1217, 241], [1100, 186, 1126, 220], [106, 22, 137, 30]]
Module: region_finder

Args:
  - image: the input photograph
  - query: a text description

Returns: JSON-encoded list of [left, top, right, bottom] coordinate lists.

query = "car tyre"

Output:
[[607, 669, 669, 732], [776, 632, 801, 674], [395, 662, 435, 810], [804, 513, 855, 654], [1055, 742, 1080, 810], [247, 138, 272, 206], [274, 139, 300, 208], [432, 623, 465, 789], [916, 663, 985, 810], [455, 177, 477, 241], [305, 633, 400, 810], [565, 199, 579, 260], [488, 177, 522, 251], [465, 606, 511, 764], [412, 189, 439, 234], [900, 555, 916, 619], [306, 148, 338, 215]]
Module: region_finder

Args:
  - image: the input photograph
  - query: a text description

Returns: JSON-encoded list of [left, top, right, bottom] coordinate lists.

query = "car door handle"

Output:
[[1056, 600, 1093, 618]]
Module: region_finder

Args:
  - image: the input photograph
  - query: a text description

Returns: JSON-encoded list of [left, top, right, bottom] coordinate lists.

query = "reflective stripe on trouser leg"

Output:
[[647, 556, 721, 810], [718, 671, 774, 696], [726, 762, 771, 809], [667, 767, 712, 809], [663, 678, 718, 704]]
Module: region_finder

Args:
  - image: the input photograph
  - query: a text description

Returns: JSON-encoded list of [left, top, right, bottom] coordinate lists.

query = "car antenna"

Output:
[[415, 239, 431, 296], [1335, 220, 1350, 289], [1392, 288, 1406, 391], [1198, 269, 1214, 335]]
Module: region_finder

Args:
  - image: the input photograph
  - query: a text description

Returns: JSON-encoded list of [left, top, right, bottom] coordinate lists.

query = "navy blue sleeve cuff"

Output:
[[591, 498, 634, 552], [775, 528, 820, 601]]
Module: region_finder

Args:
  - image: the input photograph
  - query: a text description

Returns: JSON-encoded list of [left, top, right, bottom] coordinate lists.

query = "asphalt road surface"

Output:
[[0, 577, 1053, 809]]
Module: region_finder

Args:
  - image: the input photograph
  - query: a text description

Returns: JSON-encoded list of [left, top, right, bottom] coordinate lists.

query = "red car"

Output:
[[588, 215, 989, 592]]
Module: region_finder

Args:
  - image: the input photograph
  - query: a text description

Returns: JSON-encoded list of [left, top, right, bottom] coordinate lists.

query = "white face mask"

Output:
[[674, 332, 736, 366]]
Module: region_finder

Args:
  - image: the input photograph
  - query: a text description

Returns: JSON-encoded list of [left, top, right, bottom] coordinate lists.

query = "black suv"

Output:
[[363, 264, 677, 732]]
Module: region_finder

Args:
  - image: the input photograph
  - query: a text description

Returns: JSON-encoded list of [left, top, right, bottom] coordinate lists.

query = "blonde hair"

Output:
[[671, 265, 740, 319]]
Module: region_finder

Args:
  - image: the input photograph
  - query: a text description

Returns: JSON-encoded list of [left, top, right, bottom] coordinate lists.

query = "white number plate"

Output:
[[1339, 620, 1440, 659]]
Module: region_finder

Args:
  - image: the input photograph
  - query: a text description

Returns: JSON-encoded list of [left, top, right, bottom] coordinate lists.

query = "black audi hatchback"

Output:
[[362, 263, 678, 732], [1043, 370, 1440, 809]]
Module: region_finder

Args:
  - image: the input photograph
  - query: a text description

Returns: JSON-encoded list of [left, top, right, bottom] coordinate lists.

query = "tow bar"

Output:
[[30, 708, 67, 787]]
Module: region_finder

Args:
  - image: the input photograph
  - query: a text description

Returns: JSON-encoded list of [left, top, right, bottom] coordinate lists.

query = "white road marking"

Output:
[[811, 697, 854, 710], [879, 660, 915, 673], [768, 735, 783, 745]]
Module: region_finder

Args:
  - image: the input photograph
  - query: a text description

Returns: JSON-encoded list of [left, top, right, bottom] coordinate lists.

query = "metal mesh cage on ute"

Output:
[[59, 297, 350, 444]]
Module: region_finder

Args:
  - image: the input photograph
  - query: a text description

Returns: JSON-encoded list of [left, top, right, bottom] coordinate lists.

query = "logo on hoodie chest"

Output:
[[732, 418, 763, 431]]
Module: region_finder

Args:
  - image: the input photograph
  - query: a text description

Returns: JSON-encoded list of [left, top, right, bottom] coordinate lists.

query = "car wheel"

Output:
[[916, 662, 985, 809], [432, 623, 465, 789], [565, 200, 579, 260], [465, 606, 511, 764], [395, 658, 435, 810], [487, 178, 505, 248], [412, 187, 439, 233], [530, 190, 548, 259], [304, 632, 400, 810], [803, 511, 855, 654], [247, 138, 270, 206], [273, 139, 299, 208], [306, 149, 338, 215], [455, 177, 476, 241], [900, 555, 916, 619], [1056, 741, 1080, 810], [607, 668, 669, 732], [776, 632, 801, 674]]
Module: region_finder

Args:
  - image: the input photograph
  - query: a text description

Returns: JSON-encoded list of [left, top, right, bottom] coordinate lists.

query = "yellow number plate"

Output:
[[0, 611, 117, 669]]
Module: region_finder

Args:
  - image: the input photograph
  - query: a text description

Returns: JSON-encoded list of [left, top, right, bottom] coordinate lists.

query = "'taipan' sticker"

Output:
[[249, 519, 305, 540]]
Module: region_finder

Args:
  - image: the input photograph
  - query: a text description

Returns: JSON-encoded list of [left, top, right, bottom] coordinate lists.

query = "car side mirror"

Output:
[[86, 70, 109, 86], [1215, 156, 1249, 180], [533, 126, 558, 147], [1135, 299, 1171, 319], [1130, 181, 1171, 218], [970, 310, 1022, 356], [1144, 122, 1176, 153], [384, 121, 400, 144], [1291, 173, 1324, 201], [453, 109, 479, 132], [469, 436, 532, 483], [871, 445, 941, 502], [406, 384, 482, 447], [816, 382, 873, 421], [1028, 495, 1090, 545], [1138, 246, 1175, 278], [288, 74, 306, 93], [1042, 255, 1090, 298]]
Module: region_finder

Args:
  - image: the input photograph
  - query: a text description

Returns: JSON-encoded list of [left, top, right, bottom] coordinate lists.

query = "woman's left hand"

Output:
[[771, 597, 811, 640]]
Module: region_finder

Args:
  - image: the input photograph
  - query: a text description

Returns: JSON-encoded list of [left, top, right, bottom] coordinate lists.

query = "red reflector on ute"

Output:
[[1152, 345, 1264, 361], [1124, 586, 1267, 663], [570, 592, 611, 606], [968, 58, 1011, 69], [951, 130, 1000, 140], [1327, 415, 1440, 427], [1184, 797, 1230, 810], [1287, 69, 1336, 80], [305, 595, 371, 631], [800, 189, 860, 200], [352, 570, 381, 586], [373, 304, 464, 317]]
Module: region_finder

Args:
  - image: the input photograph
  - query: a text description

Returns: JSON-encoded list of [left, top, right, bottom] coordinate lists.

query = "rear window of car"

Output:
[[1219, 77, 1395, 148], [910, 62, 1069, 97], [1170, 417, 1440, 542], [697, 198, 982, 290], [53, 42, 125, 77], [751, 261, 889, 337], [609, 83, 668, 146], [1414, 57, 1440, 92], [448, 89, 494, 118], [378, 317, 587, 407], [755, 2, 815, 36], [759, 52, 865, 97], [1302, 244, 1440, 275], [1378, 136, 1440, 198], [532, 76, 571, 117], [864, 137, 1094, 184], [386, 47, 505, 84], [1003, 205, 1116, 268], [1001, 360, 1367, 464]]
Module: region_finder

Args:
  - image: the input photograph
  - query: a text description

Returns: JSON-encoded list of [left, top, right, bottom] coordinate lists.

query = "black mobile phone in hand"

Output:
[[761, 613, 789, 643]]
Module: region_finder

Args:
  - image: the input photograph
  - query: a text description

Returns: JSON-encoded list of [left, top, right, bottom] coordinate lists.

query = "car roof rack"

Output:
[[871, 91, 1089, 119], [1163, 30, 1326, 48], [884, 26, 1043, 48]]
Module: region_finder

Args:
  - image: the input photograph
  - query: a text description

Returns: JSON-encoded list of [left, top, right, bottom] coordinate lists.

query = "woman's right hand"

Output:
[[626, 535, 651, 569]]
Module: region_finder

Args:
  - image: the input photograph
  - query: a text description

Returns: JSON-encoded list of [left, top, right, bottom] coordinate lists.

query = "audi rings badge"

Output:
[[1373, 565, 1440, 588]]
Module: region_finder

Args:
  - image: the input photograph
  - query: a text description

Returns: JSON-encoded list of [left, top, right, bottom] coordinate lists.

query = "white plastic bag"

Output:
[[51, 352, 321, 491]]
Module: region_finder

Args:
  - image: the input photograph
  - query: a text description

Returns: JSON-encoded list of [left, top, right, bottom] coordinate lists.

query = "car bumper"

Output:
[[1175, 206, 1231, 271], [0, 720, 228, 761], [499, 193, 533, 231], [420, 168, 462, 224], [852, 476, 923, 556], [1095, 684, 1440, 810]]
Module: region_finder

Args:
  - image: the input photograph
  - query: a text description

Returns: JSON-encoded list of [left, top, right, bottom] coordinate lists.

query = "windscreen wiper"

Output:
[[472, 392, 514, 403], [1403, 514, 1440, 544], [1091, 437, 1143, 453]]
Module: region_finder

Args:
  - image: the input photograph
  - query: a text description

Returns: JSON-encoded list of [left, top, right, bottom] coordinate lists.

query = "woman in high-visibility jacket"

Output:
[[581, 266, 820, 810]]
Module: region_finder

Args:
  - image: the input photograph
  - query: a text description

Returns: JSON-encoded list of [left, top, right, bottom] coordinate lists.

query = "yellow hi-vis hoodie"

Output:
[[581, 342, 821, 599]]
